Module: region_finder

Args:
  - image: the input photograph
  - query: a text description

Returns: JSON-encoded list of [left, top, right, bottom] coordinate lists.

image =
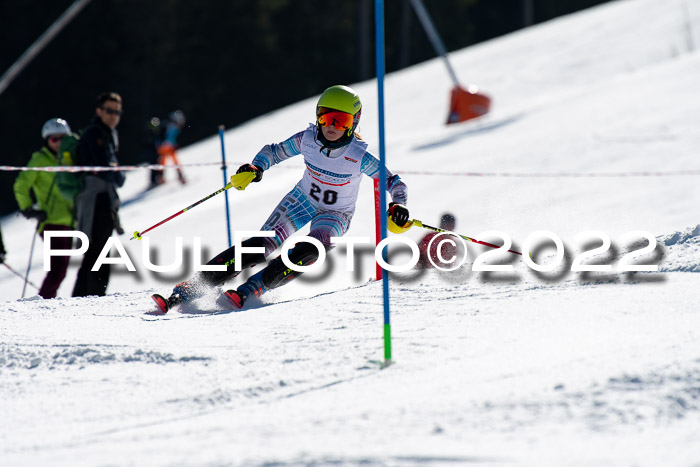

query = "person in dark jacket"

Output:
[[0, 224, 6, 264], [72, 91, 125, 297]]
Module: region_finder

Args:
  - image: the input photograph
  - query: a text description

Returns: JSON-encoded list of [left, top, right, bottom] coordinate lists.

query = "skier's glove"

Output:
[[388, 202, 410, 227], [0, 251, 5, 264], [231, 164, 263, 191], [21, 208, 47, 223], [236, 164, 263, 182]]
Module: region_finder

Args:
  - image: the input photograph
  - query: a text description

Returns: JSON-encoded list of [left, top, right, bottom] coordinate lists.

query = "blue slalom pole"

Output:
[[218, 125, 232, 248], [375, 0, 392, 366]]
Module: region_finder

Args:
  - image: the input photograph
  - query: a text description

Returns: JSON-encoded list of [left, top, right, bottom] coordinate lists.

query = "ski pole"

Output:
[[409, 219, 522, 256], [3, 262, 40, 290], [21, 224, 39, 298], [131, 172, 255, 240], [132, 183, 232, 240]]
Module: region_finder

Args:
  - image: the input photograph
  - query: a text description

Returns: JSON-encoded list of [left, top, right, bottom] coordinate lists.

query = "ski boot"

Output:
[[223, 273, 266, 309], [152, 293, 183, 313], [152, 280, 201, 313]]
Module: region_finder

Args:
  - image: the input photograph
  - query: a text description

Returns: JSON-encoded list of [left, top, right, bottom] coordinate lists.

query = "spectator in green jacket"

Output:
[[13, 118, 76, 299]]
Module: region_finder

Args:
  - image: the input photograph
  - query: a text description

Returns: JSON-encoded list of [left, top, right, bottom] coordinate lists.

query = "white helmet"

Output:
[[169, 110, 185, 126], [41, 118, 71, 139]]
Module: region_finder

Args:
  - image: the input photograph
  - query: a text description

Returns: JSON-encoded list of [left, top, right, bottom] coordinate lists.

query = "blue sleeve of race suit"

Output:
[[251, 131, 304, 170], [360, 151, 407, 206]]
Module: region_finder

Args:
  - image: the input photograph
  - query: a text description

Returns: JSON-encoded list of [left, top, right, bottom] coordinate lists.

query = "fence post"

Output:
[[218, 125, 232, 248], [375, 0, 392, 367]]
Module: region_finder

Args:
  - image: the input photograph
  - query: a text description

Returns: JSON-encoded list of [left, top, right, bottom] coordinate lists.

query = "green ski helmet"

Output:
[[316, 85, 362, 149]]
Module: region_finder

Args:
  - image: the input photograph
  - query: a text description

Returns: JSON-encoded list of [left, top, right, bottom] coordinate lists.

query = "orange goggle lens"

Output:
[[317, 110, 354, 130]]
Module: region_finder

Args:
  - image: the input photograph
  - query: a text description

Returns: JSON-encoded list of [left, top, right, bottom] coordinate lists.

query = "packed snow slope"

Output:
[[2, 0, 700, 465]]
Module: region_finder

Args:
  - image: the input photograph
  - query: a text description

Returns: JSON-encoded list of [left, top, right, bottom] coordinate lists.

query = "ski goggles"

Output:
[[317, 109, 354, 130]]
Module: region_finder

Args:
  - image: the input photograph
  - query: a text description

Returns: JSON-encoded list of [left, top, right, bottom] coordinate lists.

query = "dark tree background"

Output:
[[0, 0, 610, 216]]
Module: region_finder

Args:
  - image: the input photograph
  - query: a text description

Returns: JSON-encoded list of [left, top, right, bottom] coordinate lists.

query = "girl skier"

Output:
[[154, 85, 410, 311]]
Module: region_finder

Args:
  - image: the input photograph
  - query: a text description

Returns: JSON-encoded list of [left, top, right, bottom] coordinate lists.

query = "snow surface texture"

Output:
[[2, 0, 700, 465]]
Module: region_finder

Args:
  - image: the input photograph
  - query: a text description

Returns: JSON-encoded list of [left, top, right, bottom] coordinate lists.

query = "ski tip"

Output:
[[151, 294, 169, 313], [223, 290, 245, 309]]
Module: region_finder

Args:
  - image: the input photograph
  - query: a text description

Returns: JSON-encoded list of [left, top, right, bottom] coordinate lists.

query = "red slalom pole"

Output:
[[373, 179, 383, 280]]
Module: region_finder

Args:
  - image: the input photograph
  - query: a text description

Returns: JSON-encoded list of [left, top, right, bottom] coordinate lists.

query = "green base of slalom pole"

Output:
[[382, 323, 392, 368]]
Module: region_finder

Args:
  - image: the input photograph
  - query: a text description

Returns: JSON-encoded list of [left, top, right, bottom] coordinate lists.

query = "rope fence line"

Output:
[[400, 169, 700, 178], [0, 161, 247, 172], [2, 162, 700, 178]]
